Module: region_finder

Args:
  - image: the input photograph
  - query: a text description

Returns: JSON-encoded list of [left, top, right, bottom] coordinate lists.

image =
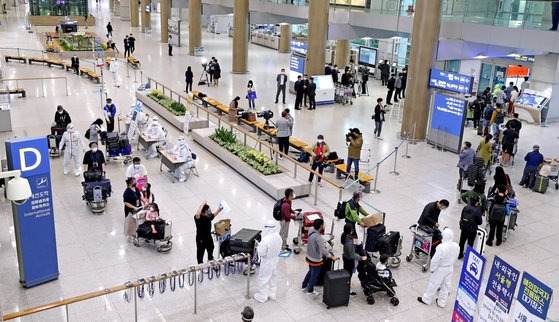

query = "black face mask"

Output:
[[131, 183, 137, 188]]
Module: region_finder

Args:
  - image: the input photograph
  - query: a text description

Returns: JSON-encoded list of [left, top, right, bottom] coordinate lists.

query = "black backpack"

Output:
[[84, 128, 91, 140], [297, 151, 310, 163], [490, 204, 507, 223], [334, 201, 347, 220], [460, 207, 478, 232], [273, 198, 285, 221], [495, 110, 505, 124], [484, 107, 495, 120]]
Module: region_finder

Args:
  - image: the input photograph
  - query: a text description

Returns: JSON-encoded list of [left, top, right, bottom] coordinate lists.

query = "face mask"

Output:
[[134, 164, 140, 169], [58, 110, 63, 114], [353, 239, 360, 245], [317, 140, 323, 144], [92, 148, 98, 153], [131, 183, 137, 188], [292, 193, 296, 199]]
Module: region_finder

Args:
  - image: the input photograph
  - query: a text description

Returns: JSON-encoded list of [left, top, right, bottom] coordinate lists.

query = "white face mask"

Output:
[[92, 148, 98, 153], [317, 140, 324, 144], [292, 193, 296, 199], [134, 164, 140, 169], [58, 110, 63, 114]]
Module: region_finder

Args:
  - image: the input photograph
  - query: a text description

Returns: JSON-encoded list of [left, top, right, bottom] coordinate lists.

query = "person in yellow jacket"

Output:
[[346, 128, 363, 178], [477, 134, 493, 167]]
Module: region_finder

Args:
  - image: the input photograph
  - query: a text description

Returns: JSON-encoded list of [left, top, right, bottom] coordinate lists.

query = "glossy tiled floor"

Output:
[[0, 3, 558, 322]]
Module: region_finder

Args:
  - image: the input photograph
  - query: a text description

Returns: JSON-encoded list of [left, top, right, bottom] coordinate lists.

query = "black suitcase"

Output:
[[365, 224, 386, 252], [316, 257, 334, 286], [378, 231, 400, 256], [106, 132, 119, 144], [323, 269, 351, 309], [137, 220, 166, 239], [83, 179, 112, 200], [119, 135, 130, 149], [228, 228, 261, 254]]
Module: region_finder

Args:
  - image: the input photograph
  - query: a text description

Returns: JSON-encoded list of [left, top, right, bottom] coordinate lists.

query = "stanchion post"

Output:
[[245, 254, 251, 299], [338, 188, 343, 202], [65, 304, 69, 322], [410, 122, 417, 145], [127, 62, 130, 78], [313, 175, 319, 206], [390, 147, 400, 176], [402, 134, 411, 159], [65, 77, 69, 96], [41, 78, 45, 97], [134, 68, 138, 83], [134, 286, 138, 322], [371, 162, 381, 194], [193, 270, 198, 314], [442, 128, 447, 152]]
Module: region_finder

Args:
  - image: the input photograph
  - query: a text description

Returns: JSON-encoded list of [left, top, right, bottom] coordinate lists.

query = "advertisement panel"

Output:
[[289, 55, 305, 82], [5, 137, 59, 287], [429, 69, 474, 95], [479, 256, 520, 322], [452, 246, 486, 322]]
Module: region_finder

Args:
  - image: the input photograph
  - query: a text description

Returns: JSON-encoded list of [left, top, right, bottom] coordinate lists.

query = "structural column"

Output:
[[305, 0, 329, 76], [141, 0, 150, 33], [334, 39, 350, 68], [129, 0, 138, 26], [232, 0, 249, 74], [189, 0, 202, 55], [278, 23, 291, 53], [400, 0, 442, 140], [160, 0, 170, 42]]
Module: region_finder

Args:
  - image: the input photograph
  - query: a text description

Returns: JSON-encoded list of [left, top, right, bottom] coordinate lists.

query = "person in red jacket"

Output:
[[279, 188, 298, 251]]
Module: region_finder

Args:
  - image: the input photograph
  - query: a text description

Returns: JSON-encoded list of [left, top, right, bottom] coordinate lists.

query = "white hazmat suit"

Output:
[[169, 136, 195, 182], [126, 105, 148, 140], [253, 220, 283, 303], [420, 228, 460, 308], [58, 124, 85, 176], [110, 58, 120, 87], [144, 117, 166, 158]]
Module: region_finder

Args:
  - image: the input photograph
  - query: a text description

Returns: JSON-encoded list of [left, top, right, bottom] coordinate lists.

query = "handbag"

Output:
[[248, 91, 257, 100]]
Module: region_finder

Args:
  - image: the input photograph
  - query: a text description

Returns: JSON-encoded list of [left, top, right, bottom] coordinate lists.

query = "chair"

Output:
[[185, 152, 200, 177]]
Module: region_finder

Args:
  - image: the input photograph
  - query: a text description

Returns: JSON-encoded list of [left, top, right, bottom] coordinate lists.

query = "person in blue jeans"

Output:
[[302, 219, 338, 296], [373, 98, 388, 139], [345, 128, 363, 178]]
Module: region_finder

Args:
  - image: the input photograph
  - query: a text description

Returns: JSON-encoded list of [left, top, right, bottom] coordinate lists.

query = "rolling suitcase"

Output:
[[323, 267, 351, 309], [316, 257, 334, 286], [228, 228, 261, 255], [473, 227, 487, 256], [378, 231, 400, 256], [364, 224, 386, 252], [532, 174, 549, 193], [508, 208, 518, 231]]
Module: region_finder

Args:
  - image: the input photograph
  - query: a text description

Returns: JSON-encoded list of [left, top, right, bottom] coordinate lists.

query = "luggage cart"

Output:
[[405, 224, 435, 272], [292, 211, 334, 255], [132, 210, 173, 253], [547, 162, 559, 190], [344, 86, 354, 105]]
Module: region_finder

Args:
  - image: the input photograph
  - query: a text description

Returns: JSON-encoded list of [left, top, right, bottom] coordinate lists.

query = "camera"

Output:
[[257, 110, 274, 120], [346, 130, 356, 139]]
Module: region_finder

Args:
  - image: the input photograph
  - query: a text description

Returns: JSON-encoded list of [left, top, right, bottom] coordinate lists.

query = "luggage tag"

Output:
[[123, 281, 134, 303], [147, 276, 156, 297], [136, 278, 147, 299], [159, 273, 167, 294]]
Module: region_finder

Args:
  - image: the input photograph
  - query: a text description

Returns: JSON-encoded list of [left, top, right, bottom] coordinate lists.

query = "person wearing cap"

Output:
[[103, 98, 117, 133], [241, 306, 254, 322], [82, 141, 106, 173], [519, 145, 544, 189], [54, 105, 72, 128], [59, 123, 86, 176], [308, 135, 330, 185], [125, 157, 148, 188], [253, 220, 282, 303], [345, 128, 363, 178], [169, 136, 195, 182]]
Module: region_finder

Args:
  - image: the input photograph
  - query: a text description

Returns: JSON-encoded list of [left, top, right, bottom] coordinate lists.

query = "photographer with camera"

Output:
[[276, 110, 294, 159], [346, 128, 363, 178]]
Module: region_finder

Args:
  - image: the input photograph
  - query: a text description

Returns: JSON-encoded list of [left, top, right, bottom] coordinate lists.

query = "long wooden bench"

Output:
[[86, 70, 100, 83], [28, 57, 48, 65], [334, 163, 373, 193], [0, 88, 26, 98], [238, 118, 258, 132], [5, 56, 27, 63], [215, 104, 228, 115], [46, 59, 66, 69], [127, 56, 140, 68]]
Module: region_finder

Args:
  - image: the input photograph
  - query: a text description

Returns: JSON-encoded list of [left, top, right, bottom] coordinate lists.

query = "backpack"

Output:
[[297, 151, 310, 163], [495, 110, 505, 124], [334, 201, 348, 220], [484, 107, 495, 120], [84, 128, 91, 140], [459, 207, 478, 232], [273, 198, 285, 221], [489, 204, 507, 223]]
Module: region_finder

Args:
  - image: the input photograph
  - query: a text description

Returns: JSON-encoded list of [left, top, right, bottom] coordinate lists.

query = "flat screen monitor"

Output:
[[515, 93, 547, 109], [429, 69, 473, 95], [358, 46, 377, 67], [313, 75, 334, 90]]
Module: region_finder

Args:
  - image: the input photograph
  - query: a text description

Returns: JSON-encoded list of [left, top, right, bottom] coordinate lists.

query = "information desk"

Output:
[[159, 150, 187, 183], [137, 133, 159, 153], [513, 89, 550, 124]]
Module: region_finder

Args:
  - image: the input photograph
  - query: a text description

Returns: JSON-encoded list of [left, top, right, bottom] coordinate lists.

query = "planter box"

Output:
[[192, 128, 311, 200], [136, 91, 209, 132]]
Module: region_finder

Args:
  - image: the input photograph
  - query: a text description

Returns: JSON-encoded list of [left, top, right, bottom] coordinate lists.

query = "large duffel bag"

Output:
[[228, 228, 261, 255], [83, 179, 111, 201], [108, 144, 132, 157], [364, 224, 386, 252], [137, 220, 166, 239], [83, 170, 103, 182]]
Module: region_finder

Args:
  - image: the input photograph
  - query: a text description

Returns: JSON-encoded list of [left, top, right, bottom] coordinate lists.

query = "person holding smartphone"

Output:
[[194, 201, 223, 264]]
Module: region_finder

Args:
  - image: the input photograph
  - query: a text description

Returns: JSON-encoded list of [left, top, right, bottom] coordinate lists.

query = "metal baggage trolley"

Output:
[[405, 224, 435, 272]]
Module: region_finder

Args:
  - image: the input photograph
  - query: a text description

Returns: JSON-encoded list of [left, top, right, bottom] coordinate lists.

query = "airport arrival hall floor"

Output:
[[0, 2, 558, 322]]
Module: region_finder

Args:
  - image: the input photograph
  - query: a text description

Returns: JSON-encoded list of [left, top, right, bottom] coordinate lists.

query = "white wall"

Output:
[[530, 54, 559, 122], [459, 59, 481, 94]]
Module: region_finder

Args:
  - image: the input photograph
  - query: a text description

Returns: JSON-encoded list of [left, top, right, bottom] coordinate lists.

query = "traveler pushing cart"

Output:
[[406, 224, 439, 272], [292, 211, 334, 255], [127, 205, 173, 253]]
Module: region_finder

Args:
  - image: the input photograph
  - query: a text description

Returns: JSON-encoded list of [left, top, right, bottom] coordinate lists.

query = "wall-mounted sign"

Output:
[[427, 93, 467, 153], [429, 69, 474, 95], [506, 65, 529, 78], [290, 39, 307, 56]]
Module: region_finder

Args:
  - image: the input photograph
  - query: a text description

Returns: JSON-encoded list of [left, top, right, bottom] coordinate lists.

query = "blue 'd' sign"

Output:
[[5, 137, 59, 287]]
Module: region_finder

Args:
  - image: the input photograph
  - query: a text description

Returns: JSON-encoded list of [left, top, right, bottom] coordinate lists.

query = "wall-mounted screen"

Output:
[[429, 69, 473, 95], [358, 46, 377, 67], [515, 92, 547, 109]]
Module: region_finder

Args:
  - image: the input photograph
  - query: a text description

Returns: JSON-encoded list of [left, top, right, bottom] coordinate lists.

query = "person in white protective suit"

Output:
[[253, 220, 283, 303], [144, 116, 166, 158], [58, 123, 86, 176], [417, 228, 460, 308], [126, 104, 148, 139], [110, 58, 120, 87], [169, 136, 195, 182]]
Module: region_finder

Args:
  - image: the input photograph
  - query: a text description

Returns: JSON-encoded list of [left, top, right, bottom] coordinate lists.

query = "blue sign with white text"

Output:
[[290, 39, 307, 56], [6, 137, 59, 288], [429, 69, 473, 94], [485, 256, 519, 312], [514, 272, 553, 321], [431, 93, 467, 137], [452, 246, 486, 322]]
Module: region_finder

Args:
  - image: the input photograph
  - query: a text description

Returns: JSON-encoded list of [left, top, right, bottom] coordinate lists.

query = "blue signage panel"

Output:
[[431, 93, 467, 137], [290, 39, 307, 56], [429, 69, 473, 94], [452, 246, 486, 322], [289, 55, 305, 82], [5, 137, 59, 287], [512, 272, 553, 321], [485, 256, 519, 312]]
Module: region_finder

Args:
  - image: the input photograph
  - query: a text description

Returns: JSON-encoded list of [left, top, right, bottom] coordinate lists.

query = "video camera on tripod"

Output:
[[257, 110, 274, 129]]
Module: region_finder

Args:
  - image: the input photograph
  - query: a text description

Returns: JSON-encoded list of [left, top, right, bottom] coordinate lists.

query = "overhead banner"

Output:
[[510, 272, 553, 322], [452, 246, 486, 322], [5, 137, 59, 287], [479, 256, 519, 322]]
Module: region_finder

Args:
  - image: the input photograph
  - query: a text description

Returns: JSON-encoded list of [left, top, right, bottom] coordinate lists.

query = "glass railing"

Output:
[[258, 0, 552, 31]]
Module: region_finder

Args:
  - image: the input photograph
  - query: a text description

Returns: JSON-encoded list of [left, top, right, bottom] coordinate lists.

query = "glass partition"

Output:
[[29, 0, 88, 16]]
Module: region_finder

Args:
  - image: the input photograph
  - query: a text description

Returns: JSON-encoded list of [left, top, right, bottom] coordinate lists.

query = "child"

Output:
[[376, 253, 392, 280], [145, 203, 161, 235]]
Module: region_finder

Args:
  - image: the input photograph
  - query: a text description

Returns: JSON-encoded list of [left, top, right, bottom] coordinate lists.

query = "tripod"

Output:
[[198, 67, 210, 86], [255, 118, 276, 159]]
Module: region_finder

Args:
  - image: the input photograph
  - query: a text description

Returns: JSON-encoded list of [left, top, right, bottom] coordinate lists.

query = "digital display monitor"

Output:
[[313, 75, 334, 90], [429, 69, 473, 95], [358, 46, 377, 67], [431, 93, 467, 137], [515, 93, 547, 109], [289, 56, 305, 82]]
